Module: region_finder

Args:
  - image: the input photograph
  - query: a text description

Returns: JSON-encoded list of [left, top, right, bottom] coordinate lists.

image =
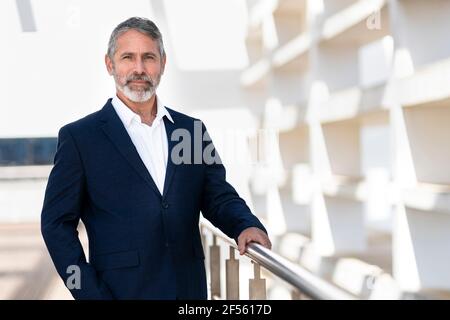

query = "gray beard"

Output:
[[112, 69, 161, 103], [117, 83, 155, 103]]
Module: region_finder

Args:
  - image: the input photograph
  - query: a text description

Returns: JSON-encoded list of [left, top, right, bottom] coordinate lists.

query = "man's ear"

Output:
[[105, 54, 113, 75]]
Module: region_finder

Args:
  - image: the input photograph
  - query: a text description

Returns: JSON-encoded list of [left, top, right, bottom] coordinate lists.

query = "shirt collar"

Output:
[[155, 96, 174, 124], [112, 95, 174, 128]]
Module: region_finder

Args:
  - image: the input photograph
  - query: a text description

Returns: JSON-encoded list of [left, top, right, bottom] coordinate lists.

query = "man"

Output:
[[41, 17, 271, 300]]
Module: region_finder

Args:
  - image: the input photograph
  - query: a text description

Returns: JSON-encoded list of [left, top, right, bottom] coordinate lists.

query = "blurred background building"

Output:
[[1, 0, 449, 299]]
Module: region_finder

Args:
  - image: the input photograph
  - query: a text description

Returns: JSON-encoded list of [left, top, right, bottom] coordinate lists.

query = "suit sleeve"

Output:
[[41, 125, 114, 300], [199, 121, 267, 240]]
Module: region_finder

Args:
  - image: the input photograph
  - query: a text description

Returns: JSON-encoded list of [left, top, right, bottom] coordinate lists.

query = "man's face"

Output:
[[105, 29, 166, 103]]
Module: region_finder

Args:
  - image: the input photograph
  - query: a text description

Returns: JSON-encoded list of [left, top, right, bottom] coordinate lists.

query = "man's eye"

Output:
[[122, 56, 131, 60], [144, 55, 155, 60]]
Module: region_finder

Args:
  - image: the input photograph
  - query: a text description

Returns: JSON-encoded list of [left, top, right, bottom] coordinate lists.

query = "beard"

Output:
[[113, 70, 161, 103]]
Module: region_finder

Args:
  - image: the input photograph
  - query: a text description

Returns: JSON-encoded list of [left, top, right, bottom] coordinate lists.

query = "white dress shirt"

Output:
[[112, 95, 174, 195]]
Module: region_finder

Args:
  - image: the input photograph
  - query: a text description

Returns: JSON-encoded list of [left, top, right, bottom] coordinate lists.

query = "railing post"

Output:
[[249, 261, 267, 300], [226, 247, 239, 300], [209, 235, 221, 299]]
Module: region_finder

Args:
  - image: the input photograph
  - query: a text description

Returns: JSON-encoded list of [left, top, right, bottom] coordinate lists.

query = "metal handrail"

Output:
[[200, 219, 357, 300]]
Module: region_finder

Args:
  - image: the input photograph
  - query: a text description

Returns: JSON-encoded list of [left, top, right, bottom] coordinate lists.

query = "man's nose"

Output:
[[133, 58, 145, 74]]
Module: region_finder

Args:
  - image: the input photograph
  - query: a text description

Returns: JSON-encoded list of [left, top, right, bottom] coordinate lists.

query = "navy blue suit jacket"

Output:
[[41, 99, 267, 300]]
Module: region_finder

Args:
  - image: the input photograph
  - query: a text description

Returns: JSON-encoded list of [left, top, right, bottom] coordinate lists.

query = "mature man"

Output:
[[41, 17, 271, 300]]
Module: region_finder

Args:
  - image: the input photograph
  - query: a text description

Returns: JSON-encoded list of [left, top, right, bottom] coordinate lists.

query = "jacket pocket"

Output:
[[92, 249, 140, 271]]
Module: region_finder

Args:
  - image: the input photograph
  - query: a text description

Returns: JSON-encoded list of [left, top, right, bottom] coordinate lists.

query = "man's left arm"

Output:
[[199, 121, 271, 254]]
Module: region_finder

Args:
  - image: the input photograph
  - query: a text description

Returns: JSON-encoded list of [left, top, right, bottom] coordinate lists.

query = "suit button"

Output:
[[162, 202, 169, 209], [165, 242, 169, 247]]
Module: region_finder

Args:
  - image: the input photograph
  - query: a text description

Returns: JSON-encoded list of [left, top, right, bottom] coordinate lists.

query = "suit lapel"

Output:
[[162, 111, 178, 197], [99, 100, 162, 198]]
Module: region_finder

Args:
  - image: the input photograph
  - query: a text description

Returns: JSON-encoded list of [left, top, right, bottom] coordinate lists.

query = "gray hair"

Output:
[[107, 17, 165, 59]]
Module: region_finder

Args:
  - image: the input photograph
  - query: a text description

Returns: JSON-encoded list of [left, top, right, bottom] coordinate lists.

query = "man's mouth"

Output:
[[128, 80, 150, 85]]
